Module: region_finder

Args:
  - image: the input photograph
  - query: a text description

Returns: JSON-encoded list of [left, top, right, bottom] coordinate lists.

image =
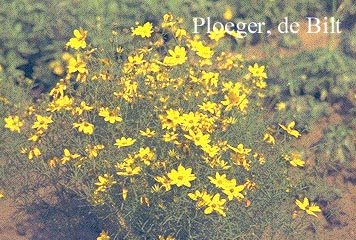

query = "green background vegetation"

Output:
[[0, 0, 355, 239]]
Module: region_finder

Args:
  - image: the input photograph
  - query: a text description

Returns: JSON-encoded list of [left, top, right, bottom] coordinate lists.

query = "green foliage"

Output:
[[0, 0, 347, 88], [0, 0, 127, 87], [266, 46, 356, 130], [341, 25, 356, 57], [270, 48, 356, 100], [272, 95, 330, 130], [319, 124, 355, 168]]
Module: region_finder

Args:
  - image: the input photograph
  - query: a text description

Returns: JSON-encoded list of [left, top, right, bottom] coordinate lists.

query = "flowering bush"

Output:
[[3, 15, 321, 239]]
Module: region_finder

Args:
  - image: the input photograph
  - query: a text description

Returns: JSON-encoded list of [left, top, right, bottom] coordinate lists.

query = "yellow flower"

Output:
[[168, 149, 179, 159], [32, 114, 53, 130], [162, 131, 178, 142], [224, 6, 233, 21], [180, 112, 200, 130], [116, 166, 141, 176], [276, 102, 287, 111], [98, 107, 122, 123], [227, 144, 251, 155], [4, 115, 23, 133], [188, 190, 209, 201], [97, 230, 110, 240], [175, 28, 187, 39], [0, 191, 4, 199], [163, 46, 187, 66], [20, 147, 28, 154], [248, 63, 267, 79], [114, 137, 136, 148], [208, 172, 229, 189], [28, 130, 44, 142], [221, 179, 245, 201], [158, 235, 175, 240], [67, 55, 87, 74], [66, 28, 87, 50], [184, 129, 210, 147], [48, 157, 58, 168], [26, 106, 35, 116], [161, 13, 175, 28], [230, 153, 251, 171], [213, 157, 231, 170], [28, 147, 41, 160], [263, 133, 275, 144], [49, 81, 66, 98], [72, 101, 94, 115], [0, 97, 11, 106], [167, 164, 196, 187], [209, 27, 225, 42], [85, 144, 105, 158], [95, 174, 117, 192], [139, 128, 156, 137], [199, 101, 218, 114], [154, 176, 172, 191], [279, 121, 301, 138], [204, 193, 226, 217], [201, 71, 219, 87], [122, 188, 128, 201], [61, 52, 73, 62], [197, 46, 214, 59], [255, 79, 267, 89], [254, 152, 266, 164], [201, 144, 220, 158], [159, 109, 181, 130], [290, 158, 305, 167], [295, 197, 321, 217], [136, 147, 155, 165], [221, 87, 248, 112], [140, 195, 150, 207], [132, 22, 153, 38], [190, 40, 214, 59], [61, 148, 80, 164], [46, 95, 73, 112], [73, 121, 94, 135], [295, 197, 309, 211], [289, 151, 305, 167], [116, 47, 124, 53], [151, 184, 162, 193]]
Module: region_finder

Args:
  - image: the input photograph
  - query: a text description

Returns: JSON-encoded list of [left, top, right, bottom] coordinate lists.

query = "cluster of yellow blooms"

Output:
[[2, 13, 321, 239], [4, 115, 23, 133], [187, 172, 248, 217]]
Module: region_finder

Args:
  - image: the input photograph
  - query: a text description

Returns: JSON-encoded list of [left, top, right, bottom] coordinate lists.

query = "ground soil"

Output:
[[299, 110, 356, 240], [0, 21, 355, 240]]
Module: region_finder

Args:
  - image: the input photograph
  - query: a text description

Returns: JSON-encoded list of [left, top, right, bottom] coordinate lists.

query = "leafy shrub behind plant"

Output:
[[0, 0, 341, 90]]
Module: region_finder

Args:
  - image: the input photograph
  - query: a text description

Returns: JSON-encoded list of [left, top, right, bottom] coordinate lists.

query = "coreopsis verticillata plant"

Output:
[[131, 22, 153, 38], [166, 164, 196, 187], [209, 27, 226, 42], [295, 197, 322, 217], [31, 114, 53, 130], [114, 137, 136, 148], [96, 230, 110, 240], [6, 14, 320, 239], [66, 28, 87, 50], [279, 121, 301, 138], [283, 151, 305, 167], [4, 115, 23, 133], [162, 46, 187, 66]]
